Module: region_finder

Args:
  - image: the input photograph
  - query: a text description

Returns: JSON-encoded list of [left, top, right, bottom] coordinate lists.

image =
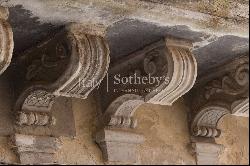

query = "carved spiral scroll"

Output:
[[0, 18, 13, 75], [54, 33, 110, 98], [101, 38, 197, 129], [146, 38, 197, 105], [14, 27, 110, 127], [190, 56, 249, 138]]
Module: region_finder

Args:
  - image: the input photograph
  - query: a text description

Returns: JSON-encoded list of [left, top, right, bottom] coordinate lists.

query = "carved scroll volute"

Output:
[[53, 30, 110, 98], [0, 7, 14, 75], [189, 56, 249, 139], [11, 26, 110, 164], [14, 29, 110, 127], [146, 38, 197, 105], [100, 37, 197, 129]]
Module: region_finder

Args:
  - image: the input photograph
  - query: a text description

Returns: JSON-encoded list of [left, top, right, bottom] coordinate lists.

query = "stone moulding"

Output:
[[11, 25, 110, 165], [96, 37, 197, 163], [0, 7, 14, 75], [188, 55, 249, 165]]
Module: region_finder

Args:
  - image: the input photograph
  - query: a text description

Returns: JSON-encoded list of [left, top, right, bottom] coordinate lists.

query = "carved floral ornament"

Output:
[[190, 56, 249, 138]]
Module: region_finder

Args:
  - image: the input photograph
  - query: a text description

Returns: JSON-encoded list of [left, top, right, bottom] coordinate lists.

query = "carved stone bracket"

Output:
[[0, 7, 13, 75], [188, 55, 249, 165], [96, 37, 197, 163], [11, 25, 110, 164]]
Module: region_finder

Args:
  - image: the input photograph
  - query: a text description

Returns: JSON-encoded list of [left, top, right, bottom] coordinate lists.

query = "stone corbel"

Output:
[[96, 37, 197, 163], [0, 6, 14, 75], [188, 56, 249, 165], [11, 25, 110, 164]]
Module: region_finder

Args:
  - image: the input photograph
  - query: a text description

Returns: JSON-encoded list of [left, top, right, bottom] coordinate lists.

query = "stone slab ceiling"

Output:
[[0, 0, 249, 75]]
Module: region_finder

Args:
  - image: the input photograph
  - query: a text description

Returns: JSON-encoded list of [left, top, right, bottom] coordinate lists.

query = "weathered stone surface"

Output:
[[13, 134, 62, 154], [12, 134, 62, 164], [19, 152, 56, 165], [192, 142, 223, 165], [1, 0, 248, 37], [96, 128, 144, 163]]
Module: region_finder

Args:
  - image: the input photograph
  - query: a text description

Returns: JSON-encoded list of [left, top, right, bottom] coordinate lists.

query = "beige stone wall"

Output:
[[217, 115, 249, 165], [0, 94, 249, 165]]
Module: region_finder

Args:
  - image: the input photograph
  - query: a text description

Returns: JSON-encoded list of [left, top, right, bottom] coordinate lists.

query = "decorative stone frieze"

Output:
[[96, 37, 197, 163], [11, 25, 110, 164], [188, 55, 249, 165], [0, 6, 13, 75]]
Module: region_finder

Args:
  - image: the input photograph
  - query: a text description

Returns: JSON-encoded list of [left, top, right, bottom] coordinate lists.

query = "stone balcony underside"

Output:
[[0, 0, 249, 165]]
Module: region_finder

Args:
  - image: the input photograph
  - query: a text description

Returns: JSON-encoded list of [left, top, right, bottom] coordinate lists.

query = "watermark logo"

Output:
[[78, 72, 170, 93]]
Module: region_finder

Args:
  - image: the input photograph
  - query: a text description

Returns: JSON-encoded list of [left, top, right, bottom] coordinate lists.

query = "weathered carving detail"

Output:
[[12, 25, 110, 164], [188, 56, 249, 165], [191, 105, 229, 138], [103, 94, 144, 129], [17, 112, 56, 126], [21, 90, 56, 112], [190, 56, 249, 139], [96, 37, 197, 163], [0, 7, 13, 75], [146, 39, 197, 105]]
